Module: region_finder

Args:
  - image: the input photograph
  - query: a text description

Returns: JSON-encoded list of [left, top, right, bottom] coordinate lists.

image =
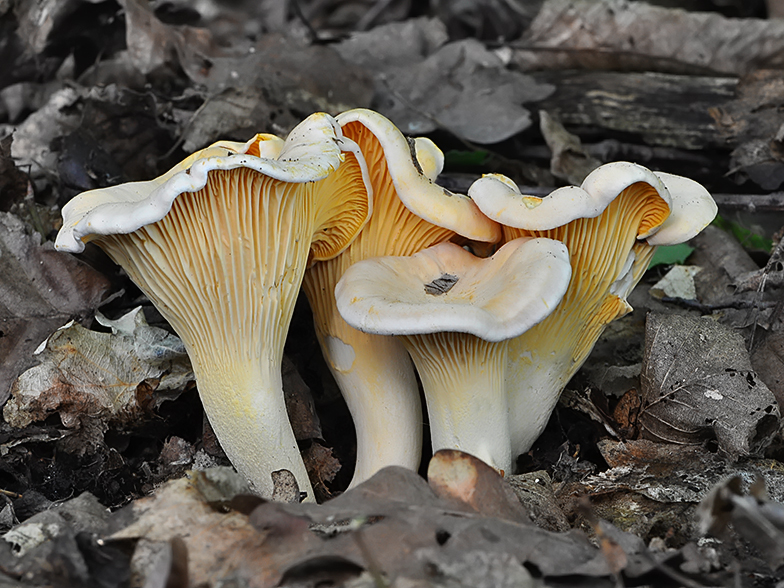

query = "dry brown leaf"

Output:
[[710, 70, 784, 190], [0, 212, 110, 406], [181, 35, 373, 150], [3, 307, 193, 452], [336, 18, 553, 143], [427, 449, 529, 524], [108, 468, 306, 588], [14, 0, 87, 54], [640, 313, 780, 459], [0, 135, 30, 211], [539, 110, 601, 184], [117, 0, 225, 80], [698, 475, 784, 569], [302, 442, 341, 502]]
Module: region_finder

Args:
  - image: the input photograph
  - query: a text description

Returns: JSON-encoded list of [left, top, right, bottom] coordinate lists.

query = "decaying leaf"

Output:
[[109, 463, 621, 586], [752, 330, 784, 410], [14, 0, 89, 54], [0, 135, 30, 211], [301, 443, 341, 502], [0, 212, 111, 406], [108, 467, 289, 588], [506, 471, 571, 532], [282, 355, 322, 442], [710, 70, 784, 190], [649, 265, 702, 301], [9, 87, 83, 180], [558, 439, 784, 545], [0, 491, 117, 585], [640, 313, 780, 459], [514, 0, 784, 75], [180, 35, 373, 151], [539, 110, 601, 184], [3, 307, 193, 452], [427, 449, 529, 523], [117, 0, 224, 80], [336, 18, 553, 143], [433, 0, 542, 42], [698, 475, 784, 569]]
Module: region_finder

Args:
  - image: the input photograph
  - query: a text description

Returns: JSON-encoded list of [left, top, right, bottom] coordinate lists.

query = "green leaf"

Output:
[[712, 216, 773, 252], [649, 243, 694, 268], [444, 149, 489, 168]]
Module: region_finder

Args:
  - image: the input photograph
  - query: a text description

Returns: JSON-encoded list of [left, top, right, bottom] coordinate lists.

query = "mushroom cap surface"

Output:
[[335, 237, 572, 343], [336, 108, 500, 243], [469, 161, 717, 246], [645, 172, 717, 245], [469, 161, 671, 237]]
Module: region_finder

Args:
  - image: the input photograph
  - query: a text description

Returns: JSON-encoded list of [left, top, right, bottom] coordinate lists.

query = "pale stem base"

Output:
[[322, 332, 423, 487], [194, 355, 314, 501]]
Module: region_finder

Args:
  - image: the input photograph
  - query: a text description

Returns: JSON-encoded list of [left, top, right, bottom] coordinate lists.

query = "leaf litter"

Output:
[[2, 0, 784, 586]]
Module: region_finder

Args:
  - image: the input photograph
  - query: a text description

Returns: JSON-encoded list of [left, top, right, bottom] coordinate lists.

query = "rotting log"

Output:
[[530, 71, 737, 150]]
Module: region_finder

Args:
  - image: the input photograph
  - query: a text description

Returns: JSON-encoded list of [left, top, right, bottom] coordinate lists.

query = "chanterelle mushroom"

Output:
[[469, 162, 717, 458], [302, 108, 501, 486], [55, 113, 372, 500], [335, 237, 571, 474]]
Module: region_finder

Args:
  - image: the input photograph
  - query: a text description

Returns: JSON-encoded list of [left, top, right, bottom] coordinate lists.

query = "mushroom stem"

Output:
[[190, 352, 310, 499], [402, 333, 512, 475], [319, 332, 422, 486]]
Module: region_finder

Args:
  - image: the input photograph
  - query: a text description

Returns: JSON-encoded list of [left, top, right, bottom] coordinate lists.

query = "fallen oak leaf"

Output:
[[427, 449, 529, 524], [0, 211, 110, 405], [3, 307, 193, 454], [639, 313, 780, 459]]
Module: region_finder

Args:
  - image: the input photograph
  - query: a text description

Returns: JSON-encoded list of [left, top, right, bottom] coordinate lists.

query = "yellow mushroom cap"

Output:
[[336, 108, 501, 244], [56, 113, 362, 254], [470, 162, 674, 236]]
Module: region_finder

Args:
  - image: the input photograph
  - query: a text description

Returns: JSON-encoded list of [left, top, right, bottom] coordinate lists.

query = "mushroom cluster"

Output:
[[56, 108, 717, 499]]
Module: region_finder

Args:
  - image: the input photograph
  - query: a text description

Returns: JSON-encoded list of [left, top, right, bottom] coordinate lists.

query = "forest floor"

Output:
[[2, 1, 784, 586]]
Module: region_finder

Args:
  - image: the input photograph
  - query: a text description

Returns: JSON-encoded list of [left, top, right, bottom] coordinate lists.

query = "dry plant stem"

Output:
[[504, 183, 667, 457], [97, 169, 333, 500], [402, 333, 512, 474]]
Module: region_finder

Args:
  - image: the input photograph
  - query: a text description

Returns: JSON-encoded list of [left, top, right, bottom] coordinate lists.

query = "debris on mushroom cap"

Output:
[[54, 112, 373, 500], [334, 237, 572, 473], [468, 162, 718, 458], [411, 136, 444, 181], [303, 109, 502, 488]]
